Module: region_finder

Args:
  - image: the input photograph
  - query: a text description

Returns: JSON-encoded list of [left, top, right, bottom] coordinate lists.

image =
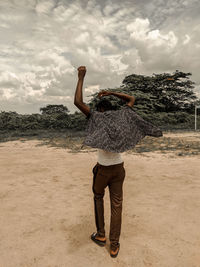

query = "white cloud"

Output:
[[127, 18, 178, 48], [0, 0, 199, 114], [127, 18, 150, 39], [85, 84, 100, 95], [35, 0, 55, 14], [183, 34, 191, 45], [103, 55, 129, 75]]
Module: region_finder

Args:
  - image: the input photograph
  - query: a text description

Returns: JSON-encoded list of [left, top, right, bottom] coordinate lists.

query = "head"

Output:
[[95, 98, 115, 112]]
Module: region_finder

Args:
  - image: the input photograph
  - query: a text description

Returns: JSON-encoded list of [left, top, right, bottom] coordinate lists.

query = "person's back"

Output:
[[96, 99, 123, 166], [74, 65, 163, 258], [88, 97, 126, 257]]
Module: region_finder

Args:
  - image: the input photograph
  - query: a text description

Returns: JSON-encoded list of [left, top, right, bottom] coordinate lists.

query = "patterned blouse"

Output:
[[82, 104, 163, 153]]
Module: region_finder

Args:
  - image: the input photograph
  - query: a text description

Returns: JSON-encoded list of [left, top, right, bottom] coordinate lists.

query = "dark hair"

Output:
[[95, 98, 115, 111]]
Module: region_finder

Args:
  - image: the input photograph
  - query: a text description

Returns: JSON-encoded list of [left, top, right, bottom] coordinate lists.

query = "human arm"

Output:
[[98, 90, 135, 107], [74, 66, 90, 117]]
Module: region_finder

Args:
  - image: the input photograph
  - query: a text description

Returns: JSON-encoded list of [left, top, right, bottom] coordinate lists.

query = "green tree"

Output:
[[39, 104, 71, 129], [120, 70, 199, 113], [84, 70, 200, 128], [69, 111, 88, 131], [40, 104, 70, 115]]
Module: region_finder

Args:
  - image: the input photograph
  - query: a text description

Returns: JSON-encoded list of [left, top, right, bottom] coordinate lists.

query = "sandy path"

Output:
[[0, 137, 200, 267]]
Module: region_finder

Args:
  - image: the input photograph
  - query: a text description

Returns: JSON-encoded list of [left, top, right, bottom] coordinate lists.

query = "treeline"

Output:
[[1, 70, 200, 132], [0, 107, 87, 131]]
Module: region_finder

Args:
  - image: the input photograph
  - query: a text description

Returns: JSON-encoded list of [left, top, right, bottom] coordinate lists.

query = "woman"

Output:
[[74, 66, 163, 258]]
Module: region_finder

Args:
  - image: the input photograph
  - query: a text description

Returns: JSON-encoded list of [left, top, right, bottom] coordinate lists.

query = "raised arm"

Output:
[[74, 66, 90, 117], [98, 90, 135, 107]]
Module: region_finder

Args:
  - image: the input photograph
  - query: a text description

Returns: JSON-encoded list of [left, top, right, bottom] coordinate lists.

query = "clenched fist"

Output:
[[77, 66, 86, 79]]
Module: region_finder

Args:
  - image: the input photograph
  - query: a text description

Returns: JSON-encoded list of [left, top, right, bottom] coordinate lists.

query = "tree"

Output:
[[40, 104, 70, 115], [84, 70, 200, 128], [120, 70, 199, 113]]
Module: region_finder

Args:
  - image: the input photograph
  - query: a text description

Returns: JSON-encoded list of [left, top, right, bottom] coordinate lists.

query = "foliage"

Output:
[[40, 104, 70, 115], [0, 70, 200, 134], [120, 70, 200, 114]]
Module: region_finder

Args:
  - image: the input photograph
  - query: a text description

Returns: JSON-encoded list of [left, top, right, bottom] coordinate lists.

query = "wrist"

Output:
[[78, 77, 84, 81]]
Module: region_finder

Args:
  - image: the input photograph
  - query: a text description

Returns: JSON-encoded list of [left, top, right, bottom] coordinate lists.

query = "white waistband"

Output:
[[97, 149, 123, 166]]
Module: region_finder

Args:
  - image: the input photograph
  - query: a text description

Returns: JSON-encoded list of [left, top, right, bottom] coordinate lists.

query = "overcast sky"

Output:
[[0, 0, 200, 114]]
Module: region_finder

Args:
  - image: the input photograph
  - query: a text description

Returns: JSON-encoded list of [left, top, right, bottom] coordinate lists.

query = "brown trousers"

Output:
[[92, 161, 125, 248]]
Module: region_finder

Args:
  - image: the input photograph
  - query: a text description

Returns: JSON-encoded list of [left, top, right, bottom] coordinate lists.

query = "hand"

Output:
[[77, 66, 86, 79], [98, 90, 112, 98]]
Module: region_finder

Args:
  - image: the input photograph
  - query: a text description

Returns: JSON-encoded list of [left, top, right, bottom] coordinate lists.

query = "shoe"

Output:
[[110, 243, 120, 258], [91, 232, 106, 247]]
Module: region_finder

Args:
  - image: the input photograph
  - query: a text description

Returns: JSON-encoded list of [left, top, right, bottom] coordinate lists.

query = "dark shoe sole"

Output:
[[91, 232, 106, 247], [110, 243, 120, 258]]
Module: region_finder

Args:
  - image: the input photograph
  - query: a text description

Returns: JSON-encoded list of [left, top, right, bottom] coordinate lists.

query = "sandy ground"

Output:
[[0, 132, 200, 267]]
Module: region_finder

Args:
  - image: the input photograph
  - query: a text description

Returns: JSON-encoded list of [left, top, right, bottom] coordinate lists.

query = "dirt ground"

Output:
[[0, 131, 200, 267]]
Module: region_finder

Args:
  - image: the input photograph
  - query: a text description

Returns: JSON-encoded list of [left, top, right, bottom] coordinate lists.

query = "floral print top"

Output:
[[82, 104, 163, 153]]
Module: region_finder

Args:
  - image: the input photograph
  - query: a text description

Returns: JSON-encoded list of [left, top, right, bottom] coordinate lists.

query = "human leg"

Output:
[[108, 163, 125, 250], [92, 163, 109, 237]]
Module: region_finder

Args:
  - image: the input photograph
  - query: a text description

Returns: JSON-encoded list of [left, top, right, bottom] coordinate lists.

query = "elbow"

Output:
[[74, 100, 83, 107], [74, 101, 79, 108], [74, 99, 79, 105]]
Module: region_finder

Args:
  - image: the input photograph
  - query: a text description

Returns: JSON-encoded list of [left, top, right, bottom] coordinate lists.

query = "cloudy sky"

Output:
[[0, 0, 200, 114]]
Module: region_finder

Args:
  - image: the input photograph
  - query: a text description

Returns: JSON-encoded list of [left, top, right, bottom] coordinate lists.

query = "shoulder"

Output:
[[86, 108, 97, 120], [86, 113, 91, 120], [86, 105, 133, 120]]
